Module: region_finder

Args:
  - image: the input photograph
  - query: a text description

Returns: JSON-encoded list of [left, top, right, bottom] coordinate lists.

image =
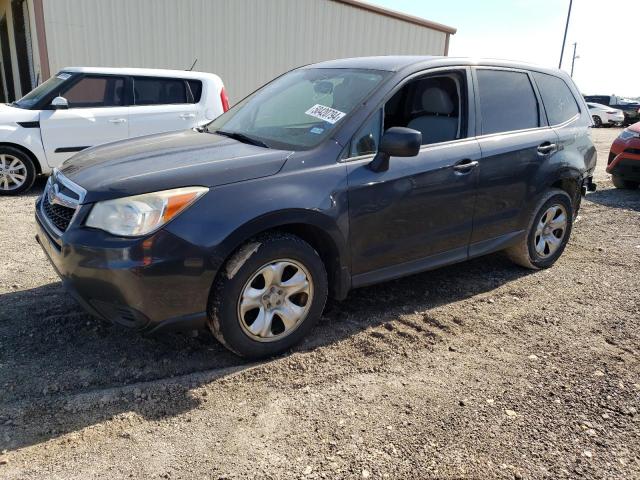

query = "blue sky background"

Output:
[[369, 0, 639, 98]]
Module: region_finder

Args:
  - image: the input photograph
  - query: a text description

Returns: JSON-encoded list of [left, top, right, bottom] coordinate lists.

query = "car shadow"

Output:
[[585, 186, 640, 212], [23, 175, 48, 198], [0, 251, 533, 451]]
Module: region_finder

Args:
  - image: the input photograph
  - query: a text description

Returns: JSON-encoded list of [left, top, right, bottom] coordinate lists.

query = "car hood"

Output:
[[59, 129, 293, 203], [629, 122, 640, 134], [0, 103, 40, 122]]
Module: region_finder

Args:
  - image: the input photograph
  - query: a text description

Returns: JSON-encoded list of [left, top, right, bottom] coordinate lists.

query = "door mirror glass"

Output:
[[50, 96, 69, 110], [369, 127, 422, 172]]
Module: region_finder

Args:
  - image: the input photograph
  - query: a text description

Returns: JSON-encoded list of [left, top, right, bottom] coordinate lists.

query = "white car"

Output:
[[586, 102, 625, 128], [0, 67, 229, 194]]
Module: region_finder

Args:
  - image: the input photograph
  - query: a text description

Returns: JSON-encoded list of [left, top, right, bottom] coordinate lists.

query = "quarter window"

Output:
[[533, 72, 580, 125], [133, 77, 188, 105], [350, 109, 382, 157], [187, 80, 203, 103], [61, 75, 125, 108], [476, 69, 539, 135]]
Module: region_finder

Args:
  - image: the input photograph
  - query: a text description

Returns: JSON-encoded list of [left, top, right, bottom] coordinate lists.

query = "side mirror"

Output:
[[50, 96, 69, 110], [369, 127, 422, 173]]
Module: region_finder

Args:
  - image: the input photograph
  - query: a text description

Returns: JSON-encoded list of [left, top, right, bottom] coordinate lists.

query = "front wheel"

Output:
[[505, 189, 573, 270], [0, 147, 37, 195], [208, 233, 328, 359], [592, 115, 602, 127], [611, 175, 639, 190]]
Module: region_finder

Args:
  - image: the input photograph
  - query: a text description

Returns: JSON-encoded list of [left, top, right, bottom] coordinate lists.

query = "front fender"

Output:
[[0, 121, 48, 173], [164, 161, 351, 294]]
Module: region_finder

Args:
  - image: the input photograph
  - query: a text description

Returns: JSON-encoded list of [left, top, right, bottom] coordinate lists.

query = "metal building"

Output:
[[0, 0, 455, 103]]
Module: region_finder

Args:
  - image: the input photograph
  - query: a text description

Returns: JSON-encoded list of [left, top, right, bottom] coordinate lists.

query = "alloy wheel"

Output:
[[533, 204, 568, 258], [0, 154, 27, 191], [237, 259, 313, 342]]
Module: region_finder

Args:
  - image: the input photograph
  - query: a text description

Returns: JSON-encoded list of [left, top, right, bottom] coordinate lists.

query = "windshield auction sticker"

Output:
[[305, 104, 346, 124]]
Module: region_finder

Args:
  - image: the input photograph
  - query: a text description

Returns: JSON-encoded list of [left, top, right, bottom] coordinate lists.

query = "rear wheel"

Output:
[[611, 175, 639, 189], [0, 147, 36, 195], [208, 233, 328, 359], [592, 115, 602, 127], [506, 189, 573, 270]]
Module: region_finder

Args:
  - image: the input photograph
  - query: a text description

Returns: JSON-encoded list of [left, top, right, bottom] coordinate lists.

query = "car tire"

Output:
[[592, 115, 602, 128], [207, 232, 328, 359], [505, 189, 573, 270], [0, 146, 37, 195], [611, 175, 639, 190]]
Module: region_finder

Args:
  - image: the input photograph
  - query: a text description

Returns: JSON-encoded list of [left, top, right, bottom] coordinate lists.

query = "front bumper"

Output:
[[607, 138, 640, 180], [35, 196, 214, 333]]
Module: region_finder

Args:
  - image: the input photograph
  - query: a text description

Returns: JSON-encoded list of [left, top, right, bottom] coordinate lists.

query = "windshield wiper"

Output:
[[215, 130, 269, 148]]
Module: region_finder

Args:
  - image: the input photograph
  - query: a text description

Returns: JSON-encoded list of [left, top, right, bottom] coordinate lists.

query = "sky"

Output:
[[368, 0, 639, 98]]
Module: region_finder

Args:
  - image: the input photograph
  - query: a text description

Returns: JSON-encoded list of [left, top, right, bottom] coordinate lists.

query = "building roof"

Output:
[[332, 0, 456, 34]]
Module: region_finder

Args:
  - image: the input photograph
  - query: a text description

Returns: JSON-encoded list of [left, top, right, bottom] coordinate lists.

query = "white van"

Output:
[[0, 67, 229, 194]]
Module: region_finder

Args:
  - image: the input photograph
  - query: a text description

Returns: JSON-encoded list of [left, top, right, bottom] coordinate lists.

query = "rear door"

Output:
[[470, 67, 558, 251], [39, 74, 128, 168], [128, 76, 200, 137]]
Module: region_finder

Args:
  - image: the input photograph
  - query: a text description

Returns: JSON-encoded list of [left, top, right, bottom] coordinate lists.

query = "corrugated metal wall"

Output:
[[42, 0, 448, 103]]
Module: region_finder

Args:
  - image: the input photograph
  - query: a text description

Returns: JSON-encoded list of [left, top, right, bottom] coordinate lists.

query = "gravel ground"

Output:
[[0, 127, 638, 479]]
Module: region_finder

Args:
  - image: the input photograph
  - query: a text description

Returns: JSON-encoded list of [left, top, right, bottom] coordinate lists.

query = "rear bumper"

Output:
[[35, 197, 214, 334]]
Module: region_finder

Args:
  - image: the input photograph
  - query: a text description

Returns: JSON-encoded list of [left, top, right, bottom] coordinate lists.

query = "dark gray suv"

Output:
[[35, 56, 597, 358]]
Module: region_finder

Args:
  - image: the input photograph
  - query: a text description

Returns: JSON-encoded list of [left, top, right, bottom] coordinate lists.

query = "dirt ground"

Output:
[[0, 127, 638, 479]]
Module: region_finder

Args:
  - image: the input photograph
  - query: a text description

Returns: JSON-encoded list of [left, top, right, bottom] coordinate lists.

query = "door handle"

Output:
[[179, 113, 196, 119], [453, 159, 479, 173], [109, 118, 127, 124], [537, 142, 558, 155]]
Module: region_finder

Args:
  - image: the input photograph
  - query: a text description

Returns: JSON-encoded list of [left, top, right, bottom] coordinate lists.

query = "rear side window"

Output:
[[476, 69, 539, 135], [187, 80, 202, 102], [533, 72, 580, 125], [133, 77, 188, 105], [62, 75, 125, 108]]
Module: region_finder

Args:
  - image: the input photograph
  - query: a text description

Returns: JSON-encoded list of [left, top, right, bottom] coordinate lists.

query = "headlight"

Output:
[[619, 129, 640, 140], [85, 186, 208, 237]]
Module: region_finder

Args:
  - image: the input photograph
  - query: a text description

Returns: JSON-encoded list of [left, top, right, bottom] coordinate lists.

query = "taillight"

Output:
[[220, 87, 230, 112]]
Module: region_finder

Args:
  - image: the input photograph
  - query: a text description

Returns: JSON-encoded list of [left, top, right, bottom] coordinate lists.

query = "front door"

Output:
[[346, 69, 480, 284], [39, 74, 129, 168]]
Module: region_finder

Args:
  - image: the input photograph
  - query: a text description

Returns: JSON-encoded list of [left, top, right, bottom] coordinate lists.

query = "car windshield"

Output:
[[206, 68, 390, 150], [12, 72, 73, 109]]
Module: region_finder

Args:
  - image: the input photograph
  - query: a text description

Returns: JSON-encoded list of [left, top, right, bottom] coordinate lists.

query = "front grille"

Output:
[[42, 193, 75, 232], [624, 148, 640, 155]]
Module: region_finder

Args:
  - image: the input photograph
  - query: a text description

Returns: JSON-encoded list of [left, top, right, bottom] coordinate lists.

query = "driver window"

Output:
[[61, 75, 125, 108], [384, 72, 465, 145], [346, 70, 466, 159]]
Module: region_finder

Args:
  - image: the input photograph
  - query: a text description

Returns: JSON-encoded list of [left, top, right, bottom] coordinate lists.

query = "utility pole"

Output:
[[570, 42, 579, 77], [559, 0, 573, 69]]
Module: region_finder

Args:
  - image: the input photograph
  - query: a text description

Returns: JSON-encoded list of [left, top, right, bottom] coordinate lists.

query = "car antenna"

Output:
[[187, 58, 197, 71]]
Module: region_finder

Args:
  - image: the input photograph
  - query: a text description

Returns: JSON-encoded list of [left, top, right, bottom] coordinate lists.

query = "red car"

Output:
[[607, 122, 640, 189]]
